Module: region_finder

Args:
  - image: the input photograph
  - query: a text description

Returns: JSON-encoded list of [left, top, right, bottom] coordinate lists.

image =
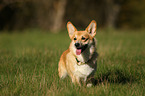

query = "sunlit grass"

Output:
[[0, 29, 145, 96]]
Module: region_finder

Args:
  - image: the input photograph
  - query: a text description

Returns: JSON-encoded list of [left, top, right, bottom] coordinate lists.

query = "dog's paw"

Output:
[[87, 83, 93, 87]]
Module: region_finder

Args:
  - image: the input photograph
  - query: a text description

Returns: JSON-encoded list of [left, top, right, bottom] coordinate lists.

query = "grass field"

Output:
[[0, 29, 145, 96]]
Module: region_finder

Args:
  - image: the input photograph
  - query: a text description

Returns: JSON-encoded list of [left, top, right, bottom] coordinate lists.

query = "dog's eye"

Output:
[[74, 37, 77, 40], [82, 37, 86, 40]]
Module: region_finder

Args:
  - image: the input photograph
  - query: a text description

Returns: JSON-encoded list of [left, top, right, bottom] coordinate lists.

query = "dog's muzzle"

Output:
[[75, 43, 88, 55], [75, 43, 80, 48]]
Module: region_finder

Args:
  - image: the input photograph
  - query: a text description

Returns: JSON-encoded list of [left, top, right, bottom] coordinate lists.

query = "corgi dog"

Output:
[[58, 20, 98, 87]]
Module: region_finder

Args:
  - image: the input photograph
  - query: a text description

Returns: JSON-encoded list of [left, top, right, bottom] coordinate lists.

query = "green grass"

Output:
[[0, 29, 145, 96]]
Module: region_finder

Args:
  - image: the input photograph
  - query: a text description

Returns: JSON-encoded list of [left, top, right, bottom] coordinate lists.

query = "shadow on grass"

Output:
[[92, 69, 136, 86]]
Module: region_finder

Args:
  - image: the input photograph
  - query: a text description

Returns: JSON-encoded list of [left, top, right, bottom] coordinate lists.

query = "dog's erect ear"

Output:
[[85, 20, 97, 37], [67, 22, 77, 38]]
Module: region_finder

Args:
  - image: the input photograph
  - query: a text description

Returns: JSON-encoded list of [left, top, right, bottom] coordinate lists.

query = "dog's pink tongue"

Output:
[[76, 49, 82, 55]]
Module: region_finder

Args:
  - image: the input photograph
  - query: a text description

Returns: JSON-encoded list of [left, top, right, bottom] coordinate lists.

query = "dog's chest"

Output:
[[74, 63, 94, 78]]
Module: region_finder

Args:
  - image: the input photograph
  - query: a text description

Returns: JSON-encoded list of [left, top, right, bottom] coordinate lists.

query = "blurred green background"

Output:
[[0, 0, 145, 95], [0, 0, 145, 31]]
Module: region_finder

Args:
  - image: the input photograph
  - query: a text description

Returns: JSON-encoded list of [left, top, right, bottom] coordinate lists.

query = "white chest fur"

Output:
[[74, 63, 94, 78]]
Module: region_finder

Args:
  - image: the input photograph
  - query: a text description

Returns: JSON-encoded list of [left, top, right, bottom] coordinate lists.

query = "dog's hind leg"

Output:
[[58, 61, 67, 79]]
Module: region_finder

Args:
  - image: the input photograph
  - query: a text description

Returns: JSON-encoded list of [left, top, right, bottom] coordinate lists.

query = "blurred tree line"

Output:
[[0, 0, 145, 32]]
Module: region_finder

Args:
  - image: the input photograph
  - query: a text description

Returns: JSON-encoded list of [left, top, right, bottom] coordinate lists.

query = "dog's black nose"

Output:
[[75, 43, 80, 47]]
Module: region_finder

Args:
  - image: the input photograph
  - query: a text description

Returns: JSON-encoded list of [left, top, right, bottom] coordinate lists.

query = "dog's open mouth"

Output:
[[76, 44, 88, 55]]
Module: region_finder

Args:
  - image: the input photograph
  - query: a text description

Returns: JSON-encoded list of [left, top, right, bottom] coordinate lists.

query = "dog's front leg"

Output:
[[86, 76, 96, 87], [71, 75, 81, 86]]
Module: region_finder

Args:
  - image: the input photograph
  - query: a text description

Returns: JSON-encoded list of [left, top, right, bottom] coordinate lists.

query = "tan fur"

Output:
[[58, 20, 98, 86]]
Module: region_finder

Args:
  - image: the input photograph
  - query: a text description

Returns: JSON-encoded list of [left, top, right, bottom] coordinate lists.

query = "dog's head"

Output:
[[67, 20, 97, 55]]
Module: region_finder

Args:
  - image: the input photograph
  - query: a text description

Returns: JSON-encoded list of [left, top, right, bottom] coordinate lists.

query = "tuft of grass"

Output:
[[0, 29, 145, 96]]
